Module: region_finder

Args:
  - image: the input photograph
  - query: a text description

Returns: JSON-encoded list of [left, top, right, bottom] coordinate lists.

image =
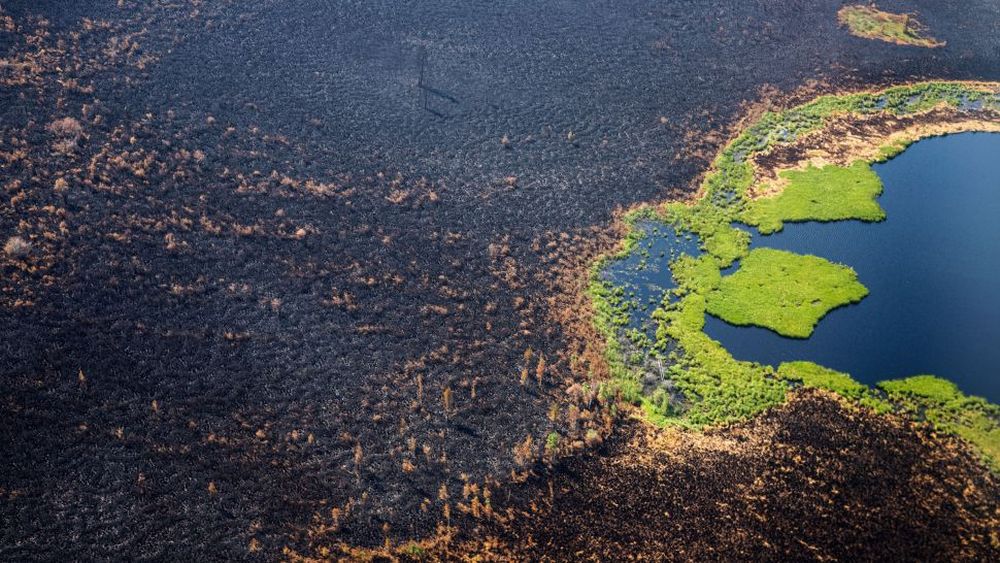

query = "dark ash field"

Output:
[[2, 1, 998, 560]]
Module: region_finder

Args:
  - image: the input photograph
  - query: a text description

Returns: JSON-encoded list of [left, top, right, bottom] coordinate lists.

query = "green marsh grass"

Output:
[[587, 82, 1000, 467]]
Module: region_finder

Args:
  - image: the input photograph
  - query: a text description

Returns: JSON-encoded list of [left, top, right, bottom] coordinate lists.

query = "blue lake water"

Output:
[[703, 132, 1000, 401]]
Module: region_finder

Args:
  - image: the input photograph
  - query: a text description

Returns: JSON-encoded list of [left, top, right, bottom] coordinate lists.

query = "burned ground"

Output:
[[1, 0, 999, 560], [452, 390, 999, 562]]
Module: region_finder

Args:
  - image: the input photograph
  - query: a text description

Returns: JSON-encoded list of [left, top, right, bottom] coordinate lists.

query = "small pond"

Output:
[[601, 221, 701, 336]]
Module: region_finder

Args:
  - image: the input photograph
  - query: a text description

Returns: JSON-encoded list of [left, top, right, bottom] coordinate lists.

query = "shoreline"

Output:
[[588, 81, 1000, 468]]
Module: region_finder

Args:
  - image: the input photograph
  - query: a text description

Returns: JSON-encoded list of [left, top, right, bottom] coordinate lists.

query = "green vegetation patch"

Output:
[[777, 361, 866, 400], [588, 81, 1000, 469], [652, 260, 788, 427], [743, 161, 886, 234], [837, 5, 944, 48], [879, 376, 1000, 470], [705, 249, 868, 338]]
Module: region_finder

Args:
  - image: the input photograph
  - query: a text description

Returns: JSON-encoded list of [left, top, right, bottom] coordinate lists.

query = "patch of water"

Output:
[[601, 220, 701, 336]]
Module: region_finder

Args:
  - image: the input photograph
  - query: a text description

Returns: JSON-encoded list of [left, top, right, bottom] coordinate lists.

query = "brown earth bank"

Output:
[[2, 0, 1000, 560]]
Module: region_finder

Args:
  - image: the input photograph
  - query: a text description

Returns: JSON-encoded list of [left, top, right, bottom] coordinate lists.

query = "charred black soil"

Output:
[[455, 390, 999, 561], [2, 1, 999, 560]]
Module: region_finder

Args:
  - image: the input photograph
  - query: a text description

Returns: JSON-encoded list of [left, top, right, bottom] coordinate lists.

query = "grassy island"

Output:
[[706, 248, 868, 338], [838, 5, 945, 48], [590, 81, 1000, 469]]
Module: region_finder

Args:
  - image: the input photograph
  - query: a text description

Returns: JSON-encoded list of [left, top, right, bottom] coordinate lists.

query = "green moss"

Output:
[[587, 82, 1000, 461], [705, 249, 869, 338], [742, 161, 886, 234], [837, 5, 944, 48], [879, 376, 1000, 470]]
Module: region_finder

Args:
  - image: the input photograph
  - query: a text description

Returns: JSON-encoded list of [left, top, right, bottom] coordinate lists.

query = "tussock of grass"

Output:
[[4, 235, 31, 258], [743, 161, 886, 234], [838, 5, 944, 48], [706, 249, 868, 338]]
